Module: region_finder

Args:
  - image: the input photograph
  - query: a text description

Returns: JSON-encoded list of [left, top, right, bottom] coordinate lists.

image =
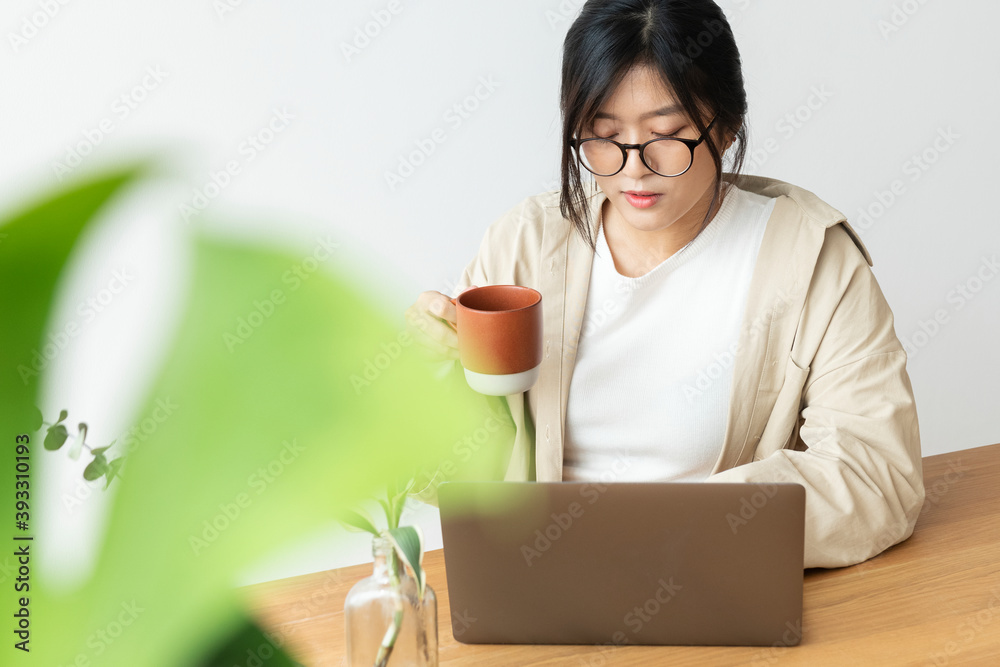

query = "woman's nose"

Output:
[[621, 144, 652, 178]]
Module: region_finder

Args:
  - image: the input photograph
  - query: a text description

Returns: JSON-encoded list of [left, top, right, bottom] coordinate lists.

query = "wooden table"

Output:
[[243, 443, 1000, 665]]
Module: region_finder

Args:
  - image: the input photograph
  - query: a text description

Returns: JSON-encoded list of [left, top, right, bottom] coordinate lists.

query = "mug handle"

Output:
[[446, 286, 478, 332]]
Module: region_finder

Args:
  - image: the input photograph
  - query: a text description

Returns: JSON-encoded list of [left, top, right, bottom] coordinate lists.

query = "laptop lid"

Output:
[[438, 481, 805, 647]]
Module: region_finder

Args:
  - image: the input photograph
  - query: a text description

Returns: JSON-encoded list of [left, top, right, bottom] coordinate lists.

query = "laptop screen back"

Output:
[[438, 481, 805, 646]]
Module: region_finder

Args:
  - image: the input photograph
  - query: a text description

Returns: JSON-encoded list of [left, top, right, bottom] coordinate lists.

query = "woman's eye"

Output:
[[587, 126, 684, 141]]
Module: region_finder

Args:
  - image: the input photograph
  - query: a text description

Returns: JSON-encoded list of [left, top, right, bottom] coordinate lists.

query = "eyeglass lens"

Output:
[[578, 139, 692, 177]]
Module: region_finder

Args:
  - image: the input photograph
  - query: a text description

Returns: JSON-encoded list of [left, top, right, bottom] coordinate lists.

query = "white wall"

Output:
[[3, 0, 997, 585]]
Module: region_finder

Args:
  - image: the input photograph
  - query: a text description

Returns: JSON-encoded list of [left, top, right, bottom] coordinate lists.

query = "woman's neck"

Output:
[[601, 184, 725, 278]]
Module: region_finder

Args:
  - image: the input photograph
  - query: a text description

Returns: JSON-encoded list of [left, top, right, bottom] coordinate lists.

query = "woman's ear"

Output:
[[724, 123, 741, 151]]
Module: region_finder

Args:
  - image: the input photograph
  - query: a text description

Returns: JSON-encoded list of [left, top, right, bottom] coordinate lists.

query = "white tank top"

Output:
[[563, 184, 776, 482]]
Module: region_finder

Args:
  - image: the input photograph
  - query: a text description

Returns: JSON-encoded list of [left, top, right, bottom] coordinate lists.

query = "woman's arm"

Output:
[[408, 200, 541, 505], [709, 226, 924, 569]]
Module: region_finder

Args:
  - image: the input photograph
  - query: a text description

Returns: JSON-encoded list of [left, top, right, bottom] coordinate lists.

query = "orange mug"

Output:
[[450, 286, 543, 396]]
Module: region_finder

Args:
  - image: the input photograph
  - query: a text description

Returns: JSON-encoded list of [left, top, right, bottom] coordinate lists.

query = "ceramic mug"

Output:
[[450, 286, 543, 396]]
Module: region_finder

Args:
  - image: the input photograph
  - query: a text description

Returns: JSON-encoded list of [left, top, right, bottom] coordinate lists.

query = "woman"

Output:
[[406, 0, 923, 569]]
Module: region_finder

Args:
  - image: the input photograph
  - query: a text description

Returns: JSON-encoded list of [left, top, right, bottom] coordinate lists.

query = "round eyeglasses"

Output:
[[572, 116, 719, 178]]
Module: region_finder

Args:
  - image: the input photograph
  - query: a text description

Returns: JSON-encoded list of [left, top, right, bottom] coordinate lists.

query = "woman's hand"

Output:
[[405, 289, 472, 361]]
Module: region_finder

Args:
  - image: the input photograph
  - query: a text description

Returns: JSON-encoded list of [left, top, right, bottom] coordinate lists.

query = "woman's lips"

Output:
[[623, 191, 662, 209]]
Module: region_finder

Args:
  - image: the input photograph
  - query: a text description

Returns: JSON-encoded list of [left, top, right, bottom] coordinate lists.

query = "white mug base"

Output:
[[464, 365, 541, 396]]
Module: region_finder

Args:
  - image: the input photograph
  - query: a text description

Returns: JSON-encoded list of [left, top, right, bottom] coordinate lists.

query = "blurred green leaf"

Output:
[[104, 458, 125, 489], [378, 497, 395, 530], [0, 166, 149, 429], [195, 617, 302, 666], [0, 164, 149, 665], [44, 423, 68, 450], [337, 507, 381, 535], [386, 477, 415, 530], [28, 230, 490, 667], [84, 453, 110, 480], [2, 165, 503, 667], [67, 423, 87, 460]]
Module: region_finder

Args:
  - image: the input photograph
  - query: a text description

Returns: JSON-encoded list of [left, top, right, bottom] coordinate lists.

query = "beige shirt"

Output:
[[423, 175, 924, 569]]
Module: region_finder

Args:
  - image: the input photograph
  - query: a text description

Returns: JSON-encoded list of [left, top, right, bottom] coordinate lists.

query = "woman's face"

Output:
[[585, 64, 722, 237]]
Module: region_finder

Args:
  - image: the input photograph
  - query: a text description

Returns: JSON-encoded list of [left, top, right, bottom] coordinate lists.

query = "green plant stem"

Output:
[[374, 550, 405, 667]]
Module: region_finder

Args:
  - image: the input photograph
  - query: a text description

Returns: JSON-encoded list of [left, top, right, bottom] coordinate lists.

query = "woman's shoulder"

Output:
[[734, 174, 873, 267], [466, 184, 602, 283], [487, 186, 576, 229], [480, 184, 597, 245]]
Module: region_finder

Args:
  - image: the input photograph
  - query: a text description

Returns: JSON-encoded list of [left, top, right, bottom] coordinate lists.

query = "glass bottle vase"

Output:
[[345, 535, 438, 666]]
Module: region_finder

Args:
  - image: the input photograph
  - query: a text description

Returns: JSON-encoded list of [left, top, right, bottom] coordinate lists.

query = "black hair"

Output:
[[560, 0, 748, 248]]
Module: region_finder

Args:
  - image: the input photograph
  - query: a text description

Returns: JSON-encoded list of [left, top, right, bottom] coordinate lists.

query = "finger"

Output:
[[441, 285, 479, 330], [428, 294, 458, 327]]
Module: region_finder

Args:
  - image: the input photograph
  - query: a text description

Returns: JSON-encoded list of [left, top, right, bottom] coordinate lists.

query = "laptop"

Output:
[[438, 481, 805, 647]]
